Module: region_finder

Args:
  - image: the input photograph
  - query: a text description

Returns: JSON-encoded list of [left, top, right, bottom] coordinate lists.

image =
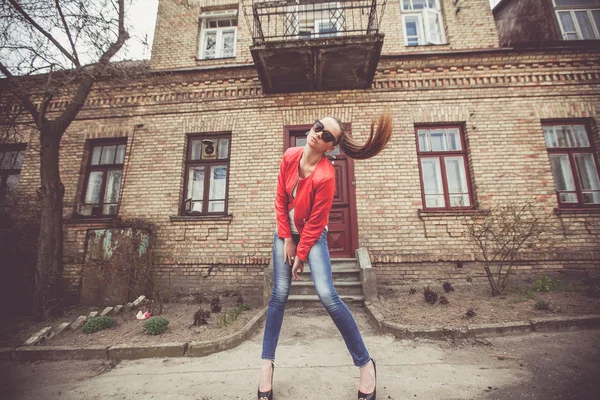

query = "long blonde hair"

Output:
[[333, 112, 393, 160]]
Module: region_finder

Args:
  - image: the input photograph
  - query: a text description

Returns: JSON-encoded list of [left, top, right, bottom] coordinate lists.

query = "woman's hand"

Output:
[[291, 257, 304, 281], [283, 238, 297, 265]]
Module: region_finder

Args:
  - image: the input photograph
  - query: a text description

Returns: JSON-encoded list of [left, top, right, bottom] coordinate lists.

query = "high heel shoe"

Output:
[[357, 358, 376, 400], [257, 360, 275, 400]]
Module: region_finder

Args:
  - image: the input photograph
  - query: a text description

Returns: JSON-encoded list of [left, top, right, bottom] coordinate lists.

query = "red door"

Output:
[[284, 125, 358, 258]]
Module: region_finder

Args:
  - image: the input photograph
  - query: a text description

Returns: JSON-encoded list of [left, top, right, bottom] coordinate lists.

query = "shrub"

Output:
[[535, 300, 549, 310], [408, 287, 417, 295], [465, 308, 477, 318], [534, 276, 560, 292], [236, 292, 244, 306], [82, 316, 115, 334], [210, 296, 222, 313], [443, 282, 455, 293], [439, 295, 449, 305], [144, 316, 169, 335], [241, 303, 251, 311], [193, 308, 211, 326], [423, 286, 439, 305]]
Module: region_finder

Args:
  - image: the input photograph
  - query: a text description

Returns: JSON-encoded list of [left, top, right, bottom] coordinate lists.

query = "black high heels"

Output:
[[257, 360, 275, 400], [357, 358, 376, 400]]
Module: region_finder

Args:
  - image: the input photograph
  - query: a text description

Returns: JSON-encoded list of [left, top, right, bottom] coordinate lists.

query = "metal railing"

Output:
[[243, 0, 387, 43]]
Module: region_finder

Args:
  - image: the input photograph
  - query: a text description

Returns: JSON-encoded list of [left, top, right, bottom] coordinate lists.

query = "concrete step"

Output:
[[298, 268, 360, 282], [329, 258, 358, 269], [290, 281, 363, 296], [287, 294, 365, 308]]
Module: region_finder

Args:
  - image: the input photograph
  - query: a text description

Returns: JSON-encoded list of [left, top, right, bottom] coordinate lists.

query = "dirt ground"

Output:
[[375, 278, 600, 327], [0, 294, 263, 348]]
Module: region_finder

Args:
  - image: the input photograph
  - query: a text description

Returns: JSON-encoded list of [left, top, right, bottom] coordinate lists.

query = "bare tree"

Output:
[[464, 199, 560, 296], [0, 0, 132, 320]]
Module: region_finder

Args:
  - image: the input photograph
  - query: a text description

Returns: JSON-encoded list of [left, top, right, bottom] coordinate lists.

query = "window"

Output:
[[401, 0, 446, 46], [416, 126, 473, 210], [543, 123, 600, 207], [79, 140, 126, 216], [0, 144, 26, 206], [284, 2, 344, 39], [183, 135, 230, 215], [199, 10, 238, 59], [553, 0, 600, 40]]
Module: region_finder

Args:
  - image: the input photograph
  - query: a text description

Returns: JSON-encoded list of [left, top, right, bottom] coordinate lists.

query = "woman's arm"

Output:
[[274, 155, 292, 240], [295, 176, 335, 261]]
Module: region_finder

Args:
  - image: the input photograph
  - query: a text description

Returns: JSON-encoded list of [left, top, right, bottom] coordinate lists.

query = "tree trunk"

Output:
[[483, 264, 502, 296], [32, 128, 65, 321]]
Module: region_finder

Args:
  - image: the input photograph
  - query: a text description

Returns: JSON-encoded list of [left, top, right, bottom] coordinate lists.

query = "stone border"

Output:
[[364, 301, 600, 340], [2, 307, 267, 362]]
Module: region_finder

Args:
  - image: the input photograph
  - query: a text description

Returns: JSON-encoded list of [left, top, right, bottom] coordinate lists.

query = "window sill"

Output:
[[417, 209, 489, 217], [169, 214, 233, 222], [64, 216, 120, 225], [554, 207, 600, 215], [195, 56, 236, 62]]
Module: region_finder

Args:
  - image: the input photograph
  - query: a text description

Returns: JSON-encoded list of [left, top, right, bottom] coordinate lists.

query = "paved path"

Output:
[[1, 307, 599, 399]]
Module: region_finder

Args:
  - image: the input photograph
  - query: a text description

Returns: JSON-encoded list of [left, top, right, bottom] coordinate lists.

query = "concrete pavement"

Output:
[[1, 306, 599, 399]]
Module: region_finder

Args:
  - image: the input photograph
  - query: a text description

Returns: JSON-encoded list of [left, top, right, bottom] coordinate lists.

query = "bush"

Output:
[[241, 303, 251, 311], [236, 292, 244, 307], [534, 276, 560, 292], [210, 296, 222, 313], [439, 295, 449, 305], [408, 287, 417, 295], [423, 286, 439, 305], [144, 316, 169, 335], [193, 308, 211, 326], [465, 308, 476, 318], [82, 316, 115, 334], [443, 282, 455, 293], [535, 300, 549, 310]]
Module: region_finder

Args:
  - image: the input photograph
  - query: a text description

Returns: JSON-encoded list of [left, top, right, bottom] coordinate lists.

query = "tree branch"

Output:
[[0, 60, 40, 127], [54, 0, 80, 68], [6, 0, 78, 67]]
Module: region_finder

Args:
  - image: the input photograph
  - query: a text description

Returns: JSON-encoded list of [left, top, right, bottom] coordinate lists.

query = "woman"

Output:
[[258, 112, 393, 400]]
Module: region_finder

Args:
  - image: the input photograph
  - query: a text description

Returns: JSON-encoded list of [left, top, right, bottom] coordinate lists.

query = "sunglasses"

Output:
[[312, 120, 338, 144]]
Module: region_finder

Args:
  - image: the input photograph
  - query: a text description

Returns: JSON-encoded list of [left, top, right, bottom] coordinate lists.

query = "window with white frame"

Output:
[[284, 2, 344, 39], [401, 0, 446, 46], [554, 0, 600, 40], [199, 10, 238, 60], [543, 122, 600, 207], [416, 126, 474, 210]]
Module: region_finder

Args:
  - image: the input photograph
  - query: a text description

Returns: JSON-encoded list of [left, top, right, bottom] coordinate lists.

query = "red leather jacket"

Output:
[[275, 147, 335, 261]]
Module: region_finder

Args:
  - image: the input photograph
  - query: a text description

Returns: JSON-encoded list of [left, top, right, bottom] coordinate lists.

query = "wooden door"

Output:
[[284, 125, 358, 258]]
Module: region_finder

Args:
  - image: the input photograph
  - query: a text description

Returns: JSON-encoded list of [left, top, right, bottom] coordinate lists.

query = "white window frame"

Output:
[[285, 2, 344, 39], [555, 9, 600, 40], [198, 10, 238, 60], [401, 0, 446, 46]]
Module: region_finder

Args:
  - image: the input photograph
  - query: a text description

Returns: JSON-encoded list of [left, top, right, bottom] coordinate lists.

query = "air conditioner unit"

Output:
[[202, 139, 217, 159]]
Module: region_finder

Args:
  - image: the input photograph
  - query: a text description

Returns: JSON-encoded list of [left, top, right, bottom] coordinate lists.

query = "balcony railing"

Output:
[[243, 0, 387, 43]]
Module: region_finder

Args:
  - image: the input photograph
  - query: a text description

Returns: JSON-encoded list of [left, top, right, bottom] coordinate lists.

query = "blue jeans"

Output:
[[261, 228, 371, 367]]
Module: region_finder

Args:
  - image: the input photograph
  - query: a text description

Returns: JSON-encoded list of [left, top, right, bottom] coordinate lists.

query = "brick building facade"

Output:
[[4, 0, 600, 303]]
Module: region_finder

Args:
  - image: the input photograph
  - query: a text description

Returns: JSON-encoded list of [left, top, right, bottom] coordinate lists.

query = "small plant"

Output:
[[466, 276, 473, 283], [439, 295, 449, 305], [236, 292, 244, 306], [408, 287, 417, 295], [534, 276, 560, 292], [535, 300, 549, 310], [465, 308, 477, 318], [143, 316, 169, 335], [423, 286, 439, 305], [216, 305, 245, 328], [443, 282, 455, 293], [241, 303, 251, 311], [210, 296, 222, 313], [82, 316, 115, 334], [193, 308, 211, 326]]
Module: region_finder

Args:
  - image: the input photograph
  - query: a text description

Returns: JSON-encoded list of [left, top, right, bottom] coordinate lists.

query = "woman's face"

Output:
[[306, 117, 342, 153]]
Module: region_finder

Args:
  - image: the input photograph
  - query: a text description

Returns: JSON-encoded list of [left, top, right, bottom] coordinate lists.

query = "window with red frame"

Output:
[[79, 140, 126, 216], [543, 123, 600, 207], [416, 126, 474, 210], [182, 135, 230, 215]]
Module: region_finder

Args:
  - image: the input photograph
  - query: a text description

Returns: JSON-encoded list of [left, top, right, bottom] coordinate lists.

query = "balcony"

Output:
[[243, 0, 387, 93]]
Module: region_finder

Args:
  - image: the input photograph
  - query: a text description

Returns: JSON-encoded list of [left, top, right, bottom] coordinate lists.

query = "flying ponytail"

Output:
[[334, 111, 393, 160]]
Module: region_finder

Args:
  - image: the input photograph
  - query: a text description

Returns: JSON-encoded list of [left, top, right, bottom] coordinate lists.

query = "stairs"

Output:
[[286, 258, 365, 307]]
